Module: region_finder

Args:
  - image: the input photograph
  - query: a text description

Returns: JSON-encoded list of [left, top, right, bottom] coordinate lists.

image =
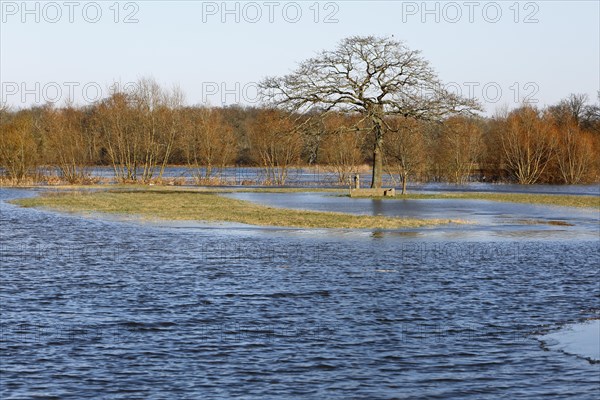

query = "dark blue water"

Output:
[[1, 189, 599, 399]]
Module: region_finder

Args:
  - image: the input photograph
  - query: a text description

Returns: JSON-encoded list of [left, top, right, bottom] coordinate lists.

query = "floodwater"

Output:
[[537, 319, 600, 364], [61, 166, 600, 195], [1, 188, 599, 399], [223, 192, 600, 241]]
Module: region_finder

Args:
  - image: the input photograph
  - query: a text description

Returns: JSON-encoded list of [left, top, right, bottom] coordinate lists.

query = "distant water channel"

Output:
[[72, 166, 600, 195], [1, 188, 599, 399]]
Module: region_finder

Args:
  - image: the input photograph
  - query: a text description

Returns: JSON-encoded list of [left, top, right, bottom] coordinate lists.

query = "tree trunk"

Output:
[[371, 124, 384, 188], [401, 172, 407, 195]]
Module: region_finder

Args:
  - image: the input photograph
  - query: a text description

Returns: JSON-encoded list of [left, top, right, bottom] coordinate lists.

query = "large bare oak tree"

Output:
[[260, 35, 480, 188]]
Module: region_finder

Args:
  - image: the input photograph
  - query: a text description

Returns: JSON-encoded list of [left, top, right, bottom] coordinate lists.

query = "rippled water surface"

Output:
[[1, 188, 599, 399]]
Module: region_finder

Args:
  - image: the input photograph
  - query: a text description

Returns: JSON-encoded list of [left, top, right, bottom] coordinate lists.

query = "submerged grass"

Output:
[[11, 190, 459, 229], [9, 183, 599, 209], [388, 192, 600, 209]]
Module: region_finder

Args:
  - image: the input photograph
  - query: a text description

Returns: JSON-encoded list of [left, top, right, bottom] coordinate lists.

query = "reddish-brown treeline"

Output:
[[1, 89, 599, 185]]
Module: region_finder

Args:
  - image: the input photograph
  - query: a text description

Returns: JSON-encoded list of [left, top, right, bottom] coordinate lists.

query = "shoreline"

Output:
[[5, 185, 598, 210], [9, 190, 466, 230], [6, 187, 598, 230]]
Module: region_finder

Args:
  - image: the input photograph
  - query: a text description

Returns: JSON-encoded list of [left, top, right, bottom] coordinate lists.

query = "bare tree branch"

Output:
[[260, 36, 481, 188]]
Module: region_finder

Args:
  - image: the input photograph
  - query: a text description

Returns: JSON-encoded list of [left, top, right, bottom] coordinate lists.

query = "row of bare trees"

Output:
[[2, 37, 598, 188], [258, 36, 598, 188], [93, 79, 185, 182], [1, 84, 599, 187], [494, 105, 597, 185]]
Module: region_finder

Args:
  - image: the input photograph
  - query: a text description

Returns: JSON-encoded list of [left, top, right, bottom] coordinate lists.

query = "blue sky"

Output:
[[1, 0, 598, 114]]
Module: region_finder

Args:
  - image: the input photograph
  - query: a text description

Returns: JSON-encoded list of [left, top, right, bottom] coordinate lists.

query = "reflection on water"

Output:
[[1, 188, 599, 399], [223, 192, 600, 240], [538, 319, 600, 363], [371, 231, 423, 239]]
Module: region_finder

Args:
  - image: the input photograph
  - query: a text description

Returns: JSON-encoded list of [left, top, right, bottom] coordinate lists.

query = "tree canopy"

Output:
[[260, 35, 480, 187]]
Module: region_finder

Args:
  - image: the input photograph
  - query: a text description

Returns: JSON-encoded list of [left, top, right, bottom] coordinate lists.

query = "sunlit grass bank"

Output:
[[11, 190, 459, 229]]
